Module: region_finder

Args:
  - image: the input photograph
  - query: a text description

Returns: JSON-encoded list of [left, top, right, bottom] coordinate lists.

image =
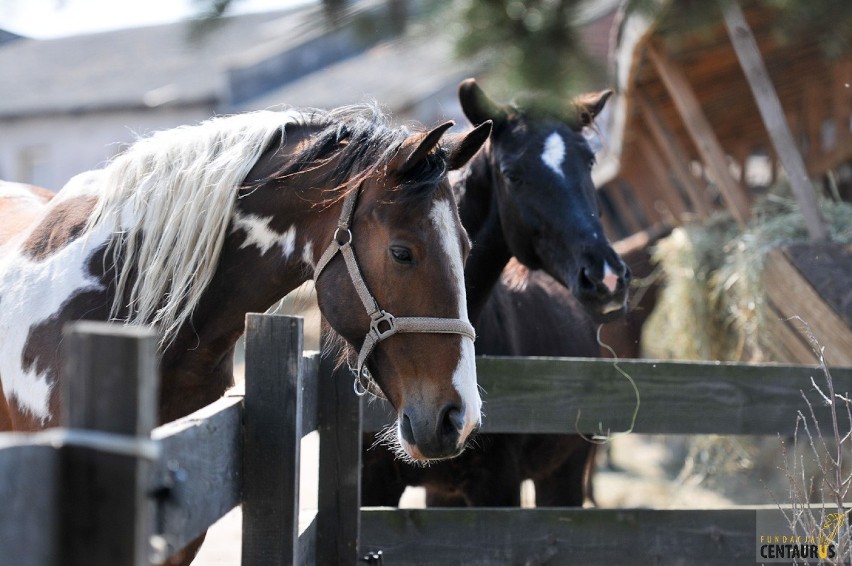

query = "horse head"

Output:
[[309, 119, 492, 462], [459, 79, 629, 323]]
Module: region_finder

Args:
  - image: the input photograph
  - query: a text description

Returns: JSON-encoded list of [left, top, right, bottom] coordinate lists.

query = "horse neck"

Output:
[[159, 184, 336, 388], [455, 150, 512, 322]]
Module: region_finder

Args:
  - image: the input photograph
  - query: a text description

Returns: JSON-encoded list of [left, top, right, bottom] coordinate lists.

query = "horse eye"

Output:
[[588, 157, 597, 169], [501, 169, 521, 184], [390, 246, 413, 264]]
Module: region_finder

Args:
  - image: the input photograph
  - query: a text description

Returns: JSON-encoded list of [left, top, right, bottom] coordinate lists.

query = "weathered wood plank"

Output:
[[763, 301, 818, 364], [150, 394, 243, 557], [298, 515, 317, 566], [242, 314, 304, 566], [360, 508, 756, 565], [146, 347, 318, 559], [0, 442, 59, 566], [723, 0, 828, 241], [636, 92, 710, 216], [61, 322, 158, 566], [316, 335, 363, 566], [362, 358, 852, 435], [301, 352, 320, 435], [647, 42, 752, 227], [637, 135, 688, 222], [764, 248, 852, 367]]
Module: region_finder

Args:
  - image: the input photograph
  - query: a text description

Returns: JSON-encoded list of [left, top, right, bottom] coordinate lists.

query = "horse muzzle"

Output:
[[398, 401, 477, 461], [573, 258, 631, 323]]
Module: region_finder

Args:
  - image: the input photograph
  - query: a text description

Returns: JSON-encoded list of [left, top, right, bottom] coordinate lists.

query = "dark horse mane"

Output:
[[247, 104, 453, 209]]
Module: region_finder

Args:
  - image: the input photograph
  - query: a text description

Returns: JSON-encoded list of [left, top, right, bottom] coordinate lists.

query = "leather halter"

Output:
[[313, 185, 476, 396]]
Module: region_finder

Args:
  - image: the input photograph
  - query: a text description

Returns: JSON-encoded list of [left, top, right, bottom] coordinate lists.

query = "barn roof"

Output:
[[0, 4, 331, 118]]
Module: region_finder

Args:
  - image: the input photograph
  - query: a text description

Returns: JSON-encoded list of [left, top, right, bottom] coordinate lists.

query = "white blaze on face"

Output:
[[541, 132, 566, 178], [428, 199, 481, 441], [602, 261, 619, 293]]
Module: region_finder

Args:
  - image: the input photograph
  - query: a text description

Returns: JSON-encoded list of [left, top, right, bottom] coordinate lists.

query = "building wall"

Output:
[[0, 105, 213, 191]]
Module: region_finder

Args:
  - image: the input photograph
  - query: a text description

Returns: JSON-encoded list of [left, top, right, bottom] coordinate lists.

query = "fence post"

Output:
[[316, 333, 363, 566], [60, 321, 159, 566], [242, 314, 304, 565]]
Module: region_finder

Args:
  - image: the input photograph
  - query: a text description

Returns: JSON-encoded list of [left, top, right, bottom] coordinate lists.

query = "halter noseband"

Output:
[[313, 185, 476, 396]]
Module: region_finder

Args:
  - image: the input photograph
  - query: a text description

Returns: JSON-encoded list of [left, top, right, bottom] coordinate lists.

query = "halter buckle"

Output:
[[369, 310, 396, 341]]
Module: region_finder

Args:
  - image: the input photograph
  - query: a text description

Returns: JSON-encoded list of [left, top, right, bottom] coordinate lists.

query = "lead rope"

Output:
[[313, 186, 476, 397]]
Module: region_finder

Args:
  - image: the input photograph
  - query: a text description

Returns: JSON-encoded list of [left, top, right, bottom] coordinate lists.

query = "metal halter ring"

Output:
[[333, 227, 353, 247], [353, 368, 371, 397]]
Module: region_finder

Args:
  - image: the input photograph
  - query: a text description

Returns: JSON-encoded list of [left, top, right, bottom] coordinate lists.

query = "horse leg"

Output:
[[533, 442, 596, 507]]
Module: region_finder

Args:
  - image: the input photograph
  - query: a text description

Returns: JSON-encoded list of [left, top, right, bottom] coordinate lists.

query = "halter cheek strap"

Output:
[[313, 186, 476, 396]]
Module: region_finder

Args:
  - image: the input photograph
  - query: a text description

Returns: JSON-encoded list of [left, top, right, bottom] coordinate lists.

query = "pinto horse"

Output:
[[0, 107, 494, 458], [0, 181, 55, 246], [362, 80, 630, 506]]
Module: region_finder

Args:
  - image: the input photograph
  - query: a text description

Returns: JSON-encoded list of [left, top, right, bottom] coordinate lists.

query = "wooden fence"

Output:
[[1, 313, 849, 564]]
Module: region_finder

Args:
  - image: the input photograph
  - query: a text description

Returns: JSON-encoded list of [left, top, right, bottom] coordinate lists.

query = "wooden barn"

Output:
[[594, 0, 852, 365]]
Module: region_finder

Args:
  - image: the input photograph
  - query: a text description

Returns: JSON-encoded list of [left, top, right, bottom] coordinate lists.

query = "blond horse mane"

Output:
[[87, 110, 304, 348]]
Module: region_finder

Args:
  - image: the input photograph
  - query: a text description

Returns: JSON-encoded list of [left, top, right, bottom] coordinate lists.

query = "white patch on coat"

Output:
[[0, 219, 112, 422], [428, 199, 481, 441], [541, 132, 566, 178], [232, 213, 296, 258], [0, 181, 47, 204], [302, 241, 314, 270]]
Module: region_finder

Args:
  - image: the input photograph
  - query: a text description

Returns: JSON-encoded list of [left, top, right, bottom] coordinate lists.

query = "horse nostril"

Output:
[[400, 413, 415, 445], [578, 267, 596, 292], [439, 403, 464, 441]]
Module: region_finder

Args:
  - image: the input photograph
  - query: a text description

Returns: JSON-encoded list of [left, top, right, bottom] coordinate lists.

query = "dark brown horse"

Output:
[[0, 107, 492, 562], [362, 80, 630, 507]]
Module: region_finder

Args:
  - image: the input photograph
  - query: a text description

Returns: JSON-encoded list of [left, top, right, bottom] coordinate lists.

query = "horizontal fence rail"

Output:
[[363, 357, 852, 435], [360, 507, 759, 565]]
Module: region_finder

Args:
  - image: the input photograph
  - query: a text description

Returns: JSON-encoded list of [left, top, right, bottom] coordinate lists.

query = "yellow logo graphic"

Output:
[[818, 513, 845, 559]]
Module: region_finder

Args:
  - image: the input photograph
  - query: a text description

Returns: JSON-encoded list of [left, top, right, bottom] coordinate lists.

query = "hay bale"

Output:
[[644, 189, 852, 362]]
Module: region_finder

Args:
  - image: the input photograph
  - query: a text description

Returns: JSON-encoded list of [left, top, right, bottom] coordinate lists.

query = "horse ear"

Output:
[[394, 121, 455, 175], [459, 78, 506, 126], [444, 120, 492, 171], [573, 89, 613, 129]]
